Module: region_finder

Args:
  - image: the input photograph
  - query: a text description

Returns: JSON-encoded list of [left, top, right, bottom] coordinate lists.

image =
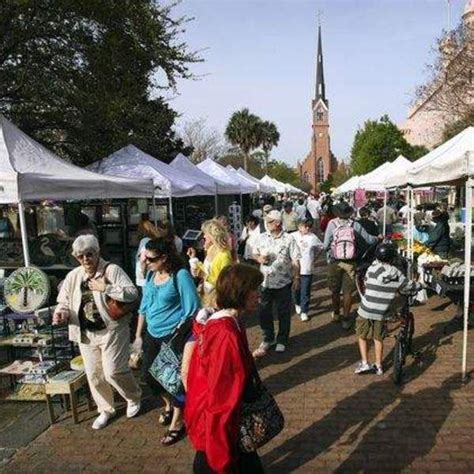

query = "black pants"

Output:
[[142, 331, 172, 399], [193, 451, 264, 474], [258, 283, 293, 345]]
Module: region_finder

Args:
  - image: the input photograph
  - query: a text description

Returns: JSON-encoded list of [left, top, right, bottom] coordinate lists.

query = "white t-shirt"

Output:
[[295, 204, 307, 221], [241, 226, 261, 260], [293, 231, 323, 275], [307, 199, 321, 220]]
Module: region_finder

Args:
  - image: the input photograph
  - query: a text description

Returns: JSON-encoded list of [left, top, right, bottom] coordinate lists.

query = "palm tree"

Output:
[[225, 108, 262, 171], [260, 121, 280, 173], [6, 269, 46, 308]]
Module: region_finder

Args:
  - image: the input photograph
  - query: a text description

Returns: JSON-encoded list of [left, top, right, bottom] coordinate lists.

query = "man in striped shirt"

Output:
[[355, 243, 418, 375]]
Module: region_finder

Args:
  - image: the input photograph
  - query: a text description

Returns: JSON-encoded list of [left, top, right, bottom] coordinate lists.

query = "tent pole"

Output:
[[214, 184, 218, 216], [382, 190, 387, 236], [168, 194, 174, 226], [152, 188, 158, 227], [18, 201, 30, 267], [462, 178, 473, 380]]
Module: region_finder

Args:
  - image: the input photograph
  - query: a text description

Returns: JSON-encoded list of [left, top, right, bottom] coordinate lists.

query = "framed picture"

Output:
[[103, 228, 122, 245], [182, 230, 203, 241], [102, 206, 121, 223]]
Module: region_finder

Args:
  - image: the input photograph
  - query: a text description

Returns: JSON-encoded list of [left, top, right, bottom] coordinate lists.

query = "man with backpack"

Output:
[[324, 202, 380, 329]]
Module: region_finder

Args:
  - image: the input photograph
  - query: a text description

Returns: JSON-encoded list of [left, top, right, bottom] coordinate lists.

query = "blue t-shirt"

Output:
[[139, 268, 200, 338]]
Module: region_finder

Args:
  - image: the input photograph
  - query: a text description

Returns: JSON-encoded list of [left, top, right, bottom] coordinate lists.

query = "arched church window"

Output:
[[317, 158, 325, 182], [303, 171, 310, 183]]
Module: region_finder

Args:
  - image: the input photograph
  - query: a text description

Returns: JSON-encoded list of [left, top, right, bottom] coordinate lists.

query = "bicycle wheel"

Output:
[[406, 313, 415, 355], [392, 338, 404, 385]]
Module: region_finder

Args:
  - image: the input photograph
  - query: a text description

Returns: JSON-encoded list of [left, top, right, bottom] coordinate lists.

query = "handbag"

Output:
[[238, 368, 285, 453], [148, 317, 192, 397], [103, 263, 139, 321]]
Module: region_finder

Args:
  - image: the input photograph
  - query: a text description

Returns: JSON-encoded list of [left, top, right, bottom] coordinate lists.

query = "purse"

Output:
[[149, 317, 192, 397], [238, 367, 285, 452], [103, 263, 139, 321]]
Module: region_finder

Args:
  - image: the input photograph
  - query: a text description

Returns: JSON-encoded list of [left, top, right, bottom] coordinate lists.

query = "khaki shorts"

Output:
[[355, 317, 386, 342], [327, 261, 356, 294]]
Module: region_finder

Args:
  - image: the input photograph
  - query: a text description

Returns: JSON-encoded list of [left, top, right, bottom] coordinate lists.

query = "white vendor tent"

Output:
[[89, 145, 215, 198], [236, 167, 275, 193], [0, 115, 154, 267], [336, 175, 361, 193], [285, 182, 305, 194], [170, 154, 231, 195], [225, 165, 259, 194], [260, 175, 287, 193], [197, 159, 241, 195], [358, 161, 393, 191]]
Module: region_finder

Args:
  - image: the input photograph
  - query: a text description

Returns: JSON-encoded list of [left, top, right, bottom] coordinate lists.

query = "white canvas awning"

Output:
[[0, 115, 154, 204], [260, 175, 287, 193], [197, 159, 241, 194], [358, 161, 393, 191], [225, 165, 259, 194], [89, 145, 216, 198], [236, 167, 274, 193]]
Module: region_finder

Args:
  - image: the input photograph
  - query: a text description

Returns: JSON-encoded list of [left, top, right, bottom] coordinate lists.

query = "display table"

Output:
[[44, 370, 93, 424]]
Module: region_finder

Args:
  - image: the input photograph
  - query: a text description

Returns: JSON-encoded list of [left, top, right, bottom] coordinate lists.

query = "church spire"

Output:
[[315, 24, 327, 105]]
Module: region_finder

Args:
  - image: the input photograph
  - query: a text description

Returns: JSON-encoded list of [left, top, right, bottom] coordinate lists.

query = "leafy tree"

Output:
[[267, 160, 302, 188], [350, 115, 428, 175], [260, 121, 280, 173], [0, 0, 199, 165], [225, 108, 263, 171], [319, 174, 334, 193]]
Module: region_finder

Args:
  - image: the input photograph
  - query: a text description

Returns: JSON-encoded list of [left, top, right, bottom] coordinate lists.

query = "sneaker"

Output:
[[275, 343, 286, 353], [354, 361, 373, 374], [126, 400, 141, 418], [300, 312, 309, 322], [295, 304, 302, 315], [92, 412, 113, 430], [374, 365, 384, 376], [332, 312, 341, 322], [252, 340, 275, 358]]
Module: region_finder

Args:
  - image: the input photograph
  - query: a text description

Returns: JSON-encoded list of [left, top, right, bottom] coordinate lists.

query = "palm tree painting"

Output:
[[4, 267, 50, 313]]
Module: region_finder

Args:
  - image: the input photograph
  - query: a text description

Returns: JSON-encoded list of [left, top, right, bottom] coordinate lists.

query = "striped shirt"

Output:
[[358, 261, 415, 321]]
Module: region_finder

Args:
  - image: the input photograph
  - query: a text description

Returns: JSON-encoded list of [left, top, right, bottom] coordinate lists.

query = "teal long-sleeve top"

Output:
[[139, 268, 200, 338]]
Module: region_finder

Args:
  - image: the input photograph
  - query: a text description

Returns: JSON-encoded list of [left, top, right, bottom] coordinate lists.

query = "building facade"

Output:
[[298, 25, 337, 191], [401, 0, 474, 149]]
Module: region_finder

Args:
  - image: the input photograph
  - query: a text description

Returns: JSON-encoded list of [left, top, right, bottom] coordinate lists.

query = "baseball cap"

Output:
[[263, 204, 273, 213], [265, 210, 282, 223]]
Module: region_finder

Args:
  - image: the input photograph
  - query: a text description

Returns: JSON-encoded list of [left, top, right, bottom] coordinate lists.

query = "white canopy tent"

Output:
[[336, 175, 361, 193], [285, 182, 306, 194], [260, 175, 287, 193], [197, 159, 241, 195], [0, 115, 154, 266], [358, 161, 393, 192], [236, 168, 275, 193], [224, 165, 259, 194], [89, 145, 215, 198]]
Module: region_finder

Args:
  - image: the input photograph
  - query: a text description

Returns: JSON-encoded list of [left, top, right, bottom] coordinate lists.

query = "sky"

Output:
[[167, 0, 467, 166]]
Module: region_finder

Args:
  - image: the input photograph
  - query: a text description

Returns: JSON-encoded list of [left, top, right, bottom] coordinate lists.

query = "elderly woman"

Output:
[[185, 264, 266, 473], [53, 234, 142, 430]]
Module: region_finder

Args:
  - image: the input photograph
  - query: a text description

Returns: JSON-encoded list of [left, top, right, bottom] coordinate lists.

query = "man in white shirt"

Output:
[[292, 218, 324, 321]]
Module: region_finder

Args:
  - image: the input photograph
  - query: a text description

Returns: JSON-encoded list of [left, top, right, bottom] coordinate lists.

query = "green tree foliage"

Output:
[[0, 0, 199, 165], [260, 121, 280, 172], [225, 108, 263, 171], [267, 160, 301, 187], [350, 115, 427, 175], [442, 108, 474, 142]]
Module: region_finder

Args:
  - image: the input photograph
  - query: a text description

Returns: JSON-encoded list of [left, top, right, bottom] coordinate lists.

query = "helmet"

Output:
[[374, 243, 397, 263]]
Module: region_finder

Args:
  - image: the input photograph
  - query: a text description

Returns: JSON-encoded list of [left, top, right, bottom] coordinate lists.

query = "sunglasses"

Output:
[[76, 252, 95, 260], [145, 255, 163, 263]]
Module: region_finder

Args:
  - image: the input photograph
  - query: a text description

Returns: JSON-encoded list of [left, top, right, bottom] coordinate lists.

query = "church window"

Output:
[[303, 171, 310, 183], [317, 158, 325, 182], [316, 110, 324, 121]]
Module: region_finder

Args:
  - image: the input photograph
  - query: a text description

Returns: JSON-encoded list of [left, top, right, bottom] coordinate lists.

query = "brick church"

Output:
[[298, 24, 338, 191]]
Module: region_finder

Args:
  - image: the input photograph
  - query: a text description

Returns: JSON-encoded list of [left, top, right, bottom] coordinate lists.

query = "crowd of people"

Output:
[[51, 190, 454, 473]]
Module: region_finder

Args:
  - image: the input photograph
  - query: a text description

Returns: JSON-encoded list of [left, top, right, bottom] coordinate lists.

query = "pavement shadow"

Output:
[[261, 321, 458, 472], [334, 372, 471, 473]]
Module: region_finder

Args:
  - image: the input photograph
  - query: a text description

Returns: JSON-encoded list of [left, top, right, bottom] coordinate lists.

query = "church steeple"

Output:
[[315, 25, 327, 105]]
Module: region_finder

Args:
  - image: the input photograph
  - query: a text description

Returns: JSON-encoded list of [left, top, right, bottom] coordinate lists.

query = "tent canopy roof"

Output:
[[225, 165, 259, 193], [0, 115, 153, 203], [89, 145, 215, 198], [197, 159, 241, 194], [235, 167, 274, 193]]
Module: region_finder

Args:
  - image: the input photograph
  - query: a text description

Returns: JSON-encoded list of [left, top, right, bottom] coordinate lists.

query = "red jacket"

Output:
[[185, 314, 253, 473]]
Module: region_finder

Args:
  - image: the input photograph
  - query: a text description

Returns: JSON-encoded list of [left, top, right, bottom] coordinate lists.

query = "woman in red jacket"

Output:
[[185, 264, 265, 474]]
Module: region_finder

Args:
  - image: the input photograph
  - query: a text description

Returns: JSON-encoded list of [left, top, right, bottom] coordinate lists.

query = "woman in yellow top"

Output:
[[187, 219, 233, 303]]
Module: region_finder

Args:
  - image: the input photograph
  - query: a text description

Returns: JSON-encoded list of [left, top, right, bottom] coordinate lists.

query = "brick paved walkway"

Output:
[[3, 266, 474, 473]]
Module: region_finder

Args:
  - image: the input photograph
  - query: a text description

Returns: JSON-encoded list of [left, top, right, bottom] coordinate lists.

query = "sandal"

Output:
[[158, 409, 173, 426], [160, 426, 186, 446]]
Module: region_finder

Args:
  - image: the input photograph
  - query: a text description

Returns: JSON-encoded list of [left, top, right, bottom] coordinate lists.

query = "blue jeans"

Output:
[[293, 274, 313, 314]]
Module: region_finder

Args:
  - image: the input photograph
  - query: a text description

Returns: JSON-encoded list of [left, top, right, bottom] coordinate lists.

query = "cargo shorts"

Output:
[[355, 317, 386, 342], [327, 261, 356, 294]]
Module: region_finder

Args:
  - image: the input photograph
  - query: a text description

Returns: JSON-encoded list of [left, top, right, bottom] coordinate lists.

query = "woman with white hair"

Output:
[[54, 234, 142, 430]]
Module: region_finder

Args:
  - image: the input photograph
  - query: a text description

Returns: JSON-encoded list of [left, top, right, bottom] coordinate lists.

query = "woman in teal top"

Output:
[[134, 238, 200, 446]]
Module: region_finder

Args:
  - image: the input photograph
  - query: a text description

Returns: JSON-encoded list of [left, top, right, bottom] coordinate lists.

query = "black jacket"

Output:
[[425, 222, 451, 256]]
